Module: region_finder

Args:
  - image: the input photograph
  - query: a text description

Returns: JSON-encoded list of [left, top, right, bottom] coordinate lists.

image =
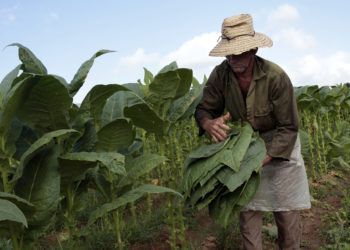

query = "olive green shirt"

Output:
[[195, 56, 298, 160]]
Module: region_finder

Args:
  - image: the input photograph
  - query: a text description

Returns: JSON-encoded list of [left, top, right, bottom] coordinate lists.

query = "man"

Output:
[[195, 14, 311, 250]]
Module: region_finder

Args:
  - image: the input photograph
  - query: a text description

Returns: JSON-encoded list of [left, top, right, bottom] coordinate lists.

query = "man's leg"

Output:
[[273, 211, 301, 250], [239, 211, 263, 250]]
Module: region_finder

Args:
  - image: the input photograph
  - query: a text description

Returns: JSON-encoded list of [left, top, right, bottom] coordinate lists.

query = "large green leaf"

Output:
[[236, 172, 260, 207], [14, 145, 61, 235], [221, 124, 253, 172], [125, 153, 167, 176], [158, 61, 178, 74], [178, 88, 204, 121], [13, 129, 78, 182], [209, 172, 260, 228], [117, 154, 168, 188], [0, 65, 21, 106], [2, 119, 23, 159], [168, 77, 203, 122], [73, 120, 97, 152], [102, 88, 171, 136], [0, 192, 33, 206], [0, 75, 36, 136], [173, 68, 193, 99], [209, 184, 244, 228], [69, 50, 114, 96], [0, 199, 27, 227], [195, 186, 223, 210], [123, 83, 146, 98], [58, 152, 125, 189], [145, 68, 192, 120], [143, 67, 154, 85], [96, 119, 135, 152], [88, 170, 112, 201], [8, 43, 47, 75], [88, 184, 181, 226], [182, 133, 239, 192], [0, 192, 34, 217], [79, 84, 130, 129], [124, 102, 170, 135], [187, 137, 230, 160], [216, 138, 265, 192], [147, 70, 181, 119], [17, 75, 73, 133], [198, 164, 225, 187], [14, 124, 38, 160], [188, 177, 219, 206], [182, 157, 217, 194], [101, 91, 142, 126]]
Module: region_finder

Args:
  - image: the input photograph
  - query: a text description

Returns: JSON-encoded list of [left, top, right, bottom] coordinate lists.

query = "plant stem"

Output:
[[113, 210, 123, 250], [1, 169, 9, 193], [10, 227, 20, 250], [2, 165, 21, 250], [66, 185, 76, 242]]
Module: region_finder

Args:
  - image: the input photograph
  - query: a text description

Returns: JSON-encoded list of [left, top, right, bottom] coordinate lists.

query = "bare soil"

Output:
[[129, 171, 349, 250]]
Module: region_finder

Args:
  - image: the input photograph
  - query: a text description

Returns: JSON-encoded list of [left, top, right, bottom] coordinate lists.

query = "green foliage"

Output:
[[15, 147, 61, 239], [88, 184, 181, 226], [0, 44, 181, 249], [8, 43, 47, 75], [323, 190, 350, 249], [296, 84, 350, 178], [0, 199, 28, 227], [69, 50, 114, 97], [121, 61, 205, 136], [183, 123, 266, 228], [16, 75, 73, 133]]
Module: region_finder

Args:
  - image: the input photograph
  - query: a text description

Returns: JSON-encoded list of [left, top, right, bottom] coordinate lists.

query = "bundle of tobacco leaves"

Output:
[[182, 122, 266, 227]]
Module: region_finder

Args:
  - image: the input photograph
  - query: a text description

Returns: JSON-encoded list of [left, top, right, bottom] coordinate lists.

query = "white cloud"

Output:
[[266, 4, 316, 51], [119, 48, 160, 66], [162, 32, 220, 67], [117, 32, 223, 81], [273, 27, 316, 50], [267, 4, 300, 25], [161, 32, 222, 79], [288, 51, 350, 85]]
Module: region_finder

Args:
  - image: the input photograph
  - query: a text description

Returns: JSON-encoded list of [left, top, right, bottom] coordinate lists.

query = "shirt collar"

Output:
[[253, 56, 266, 80]]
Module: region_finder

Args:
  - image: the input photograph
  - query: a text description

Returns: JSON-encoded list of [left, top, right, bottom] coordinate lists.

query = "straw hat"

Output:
[[209, 14, 272, 57]]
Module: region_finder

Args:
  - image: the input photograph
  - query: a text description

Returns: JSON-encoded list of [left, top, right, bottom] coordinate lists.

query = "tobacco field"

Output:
[[0, 44, 349, 249]]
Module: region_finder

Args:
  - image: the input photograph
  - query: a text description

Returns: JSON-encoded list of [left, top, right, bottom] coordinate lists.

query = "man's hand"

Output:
[[202, 113, 231, 143], [262, 154, 272, 166]]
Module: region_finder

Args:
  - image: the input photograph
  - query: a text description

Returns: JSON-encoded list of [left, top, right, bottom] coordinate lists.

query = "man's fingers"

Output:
[[218, 123, 230, 131], [211, 129, 227, 142], [222, 112, 231, 122], [211, 135, 218, 143]]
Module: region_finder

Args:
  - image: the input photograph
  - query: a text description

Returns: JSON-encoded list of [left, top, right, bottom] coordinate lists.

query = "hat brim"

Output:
[[209, 32, 272, 57]]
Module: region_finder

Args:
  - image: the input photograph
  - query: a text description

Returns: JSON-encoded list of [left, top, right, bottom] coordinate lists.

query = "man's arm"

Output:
[[195, 66, 230, 142], [268, 72, 299, 160]]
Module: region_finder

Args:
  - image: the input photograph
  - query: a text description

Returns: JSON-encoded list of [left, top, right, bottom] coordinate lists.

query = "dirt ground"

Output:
[[130, 171, 348, 250]]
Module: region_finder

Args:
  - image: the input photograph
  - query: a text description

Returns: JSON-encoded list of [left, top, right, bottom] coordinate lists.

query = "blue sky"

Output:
[[1, 1, 350, 102]]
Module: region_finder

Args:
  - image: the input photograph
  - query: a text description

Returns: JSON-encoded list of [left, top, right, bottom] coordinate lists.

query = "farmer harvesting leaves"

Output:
[[195, 14, 311, 250]]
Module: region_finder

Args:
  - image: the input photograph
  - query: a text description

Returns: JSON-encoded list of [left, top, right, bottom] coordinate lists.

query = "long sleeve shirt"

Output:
[[195, 56, 299, 160]]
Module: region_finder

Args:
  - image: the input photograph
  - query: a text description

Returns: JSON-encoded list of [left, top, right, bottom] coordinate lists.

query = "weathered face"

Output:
[[226, 49, 257, 74]]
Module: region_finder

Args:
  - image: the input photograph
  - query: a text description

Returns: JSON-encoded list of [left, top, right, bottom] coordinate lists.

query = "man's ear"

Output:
[[252, 48, 258, 55]]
